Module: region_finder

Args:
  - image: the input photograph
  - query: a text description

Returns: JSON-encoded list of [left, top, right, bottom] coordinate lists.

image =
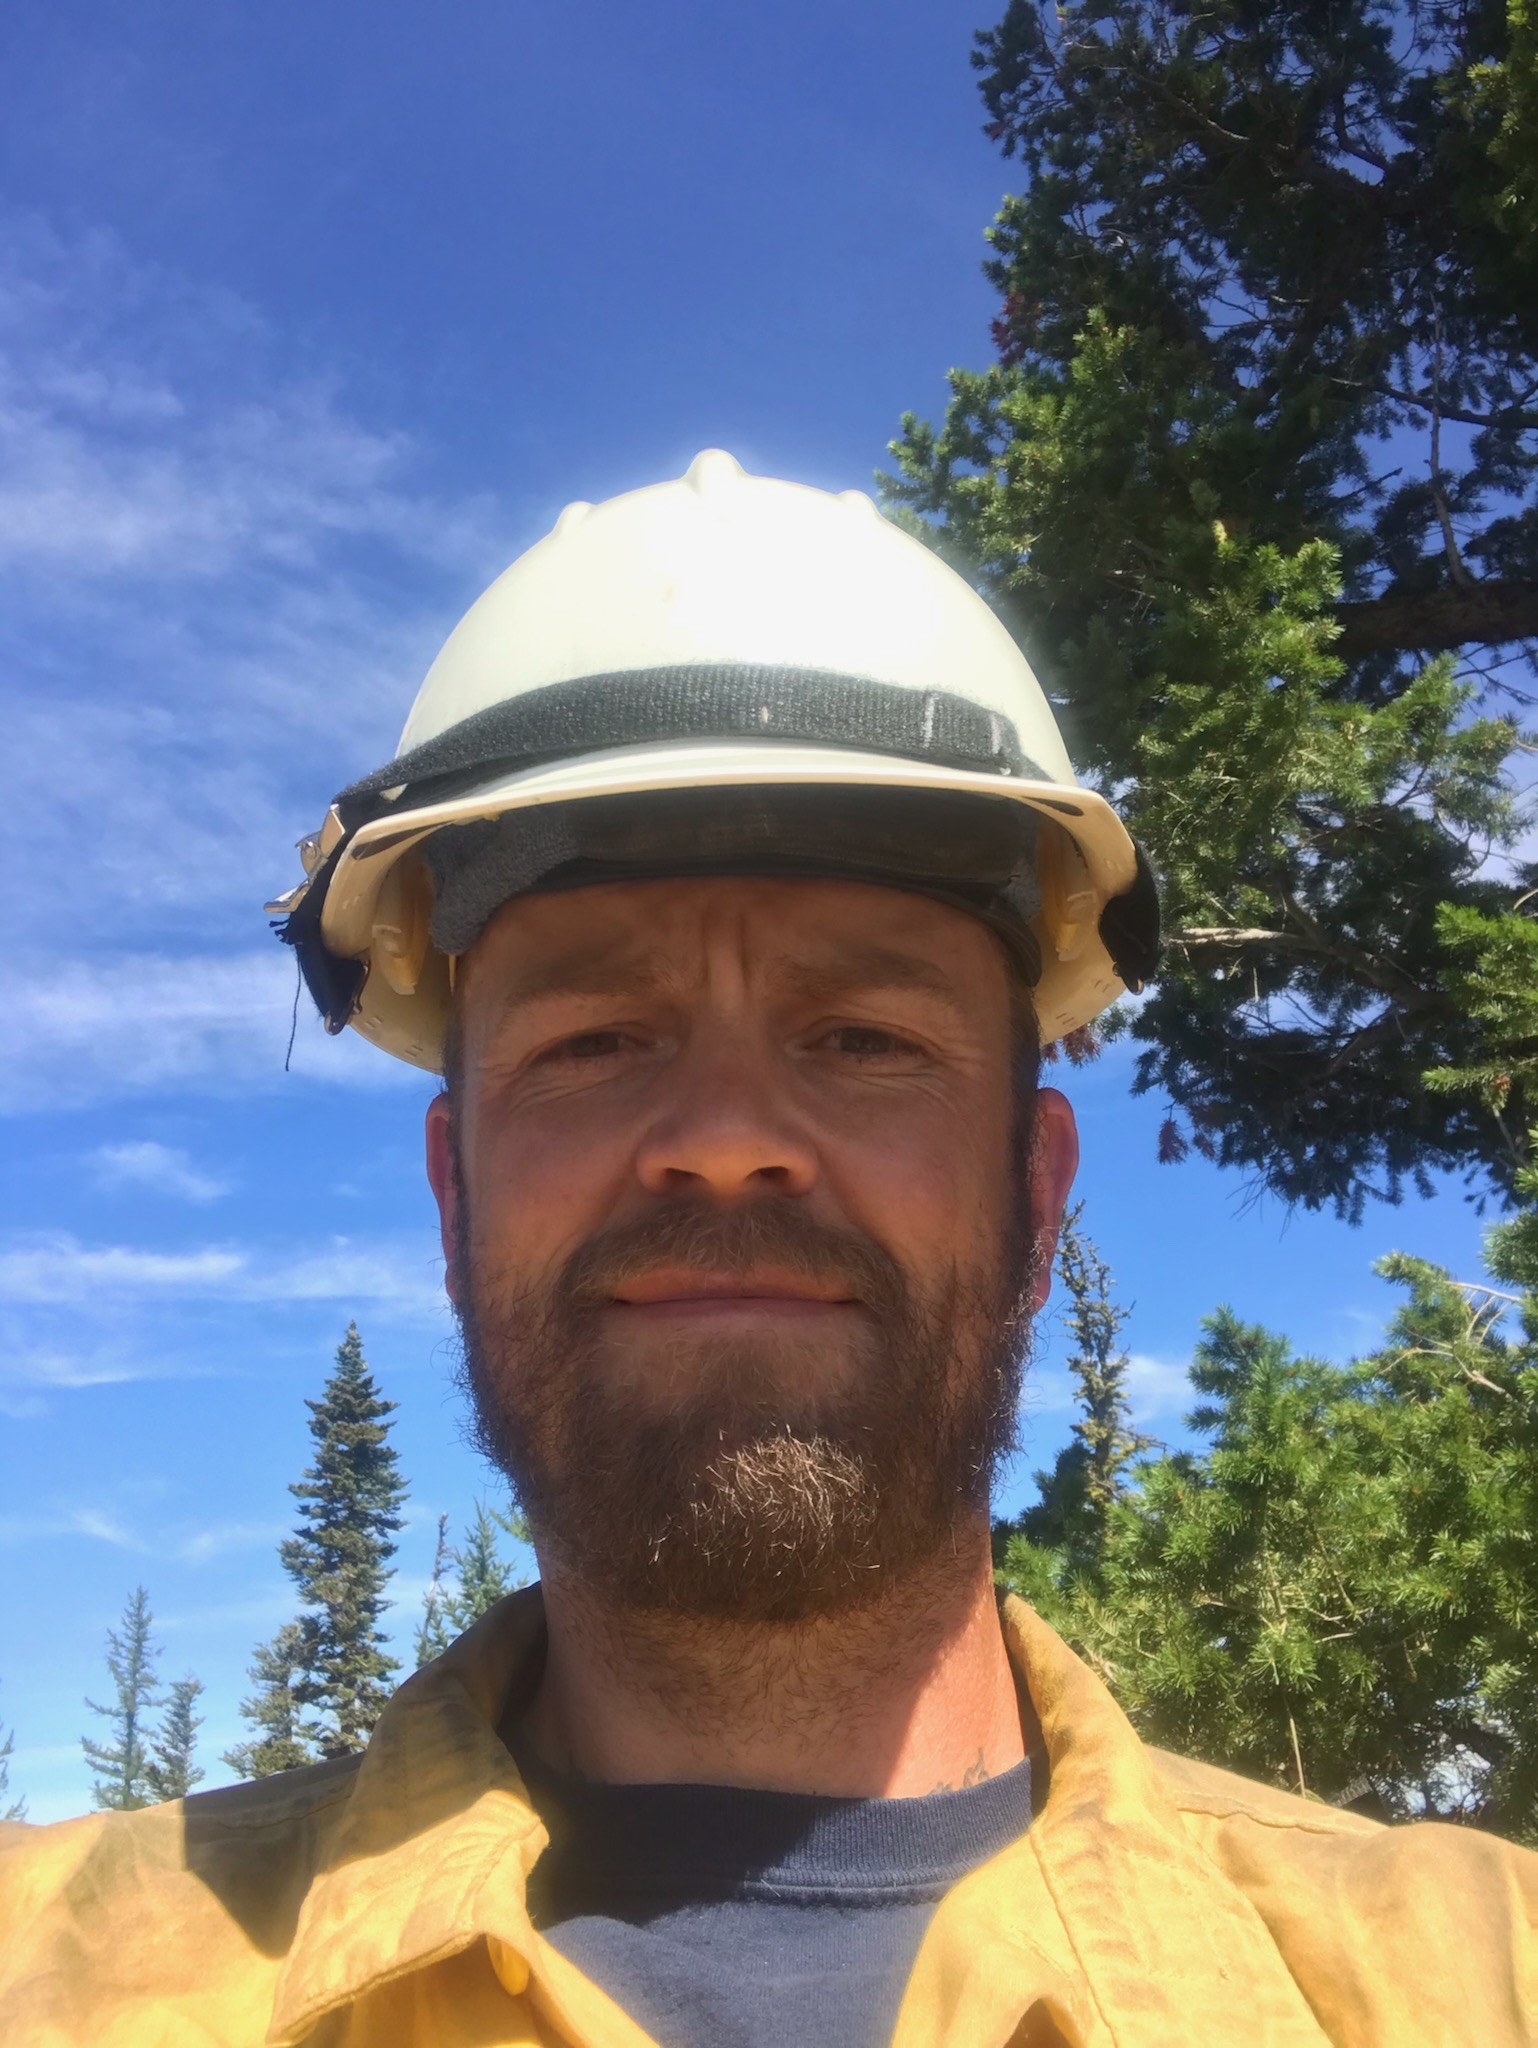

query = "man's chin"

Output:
[[554, 1430, 906, 1625], [587, 1320, 880, 1415]]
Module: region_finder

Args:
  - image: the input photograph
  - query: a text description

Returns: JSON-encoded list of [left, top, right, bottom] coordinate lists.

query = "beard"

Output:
[[452, 1177, 1037, 1626]]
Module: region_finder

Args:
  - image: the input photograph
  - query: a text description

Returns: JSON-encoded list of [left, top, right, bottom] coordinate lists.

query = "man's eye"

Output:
[[541, 1030, 635, 1064], [821, 1025, 921, 1060]]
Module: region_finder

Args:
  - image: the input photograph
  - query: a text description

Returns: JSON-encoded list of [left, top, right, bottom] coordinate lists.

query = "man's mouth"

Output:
[[607, 1268, 859, 1317]]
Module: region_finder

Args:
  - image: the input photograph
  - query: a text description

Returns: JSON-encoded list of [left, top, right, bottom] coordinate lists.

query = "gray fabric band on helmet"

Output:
[[423, 785, 1044, 981], [340, 665, 1046, 826]]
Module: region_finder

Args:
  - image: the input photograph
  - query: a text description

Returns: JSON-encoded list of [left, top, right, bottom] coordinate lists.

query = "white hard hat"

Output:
[[270, 450, 1157, 1070]]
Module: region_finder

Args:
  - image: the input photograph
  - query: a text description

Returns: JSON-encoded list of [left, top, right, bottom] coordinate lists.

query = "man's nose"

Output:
[[632, 1026, 818, 1200]]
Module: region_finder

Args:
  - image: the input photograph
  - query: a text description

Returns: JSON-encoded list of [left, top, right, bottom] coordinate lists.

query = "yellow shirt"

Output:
[[2, 1589, 1534, 2046]]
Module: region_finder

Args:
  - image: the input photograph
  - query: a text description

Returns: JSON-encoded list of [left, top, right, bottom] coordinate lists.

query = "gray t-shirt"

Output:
[[514, 1745, 1037, 2048]]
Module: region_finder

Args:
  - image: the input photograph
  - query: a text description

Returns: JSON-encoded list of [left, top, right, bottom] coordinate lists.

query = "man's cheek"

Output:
[[840, 1171, 976, 1287], [481, 1129, 627, 1244]]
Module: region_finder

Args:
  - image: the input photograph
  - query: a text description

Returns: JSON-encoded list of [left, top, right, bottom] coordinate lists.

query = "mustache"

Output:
[[552, 1201, 911, 1315]]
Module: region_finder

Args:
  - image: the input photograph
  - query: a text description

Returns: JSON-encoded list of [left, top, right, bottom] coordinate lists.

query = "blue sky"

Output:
[[0, 0, 1497, 1823]]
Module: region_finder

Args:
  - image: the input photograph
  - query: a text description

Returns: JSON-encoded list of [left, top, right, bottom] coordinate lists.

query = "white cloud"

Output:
[[0, 217, 500, 585], [5, 1348, 148, 1388], [0, 1230, 447, 1316], [272, 1243, 448, 1312], [0, 1334, 215, 1397], [72, 1508, 148, 1550], [0, 214, 525, 1108], [1028, 1351, 1195, 1449], [0, 1506, 147, 1550], [176, 1521, 287, 1564], [1017, 1361, 1080, 1423], [388, 1571, 446, 1615], [0, 951, 422, 1113], [1339, 1303, 1391, 1346], [0, 1506, 280, 1565], [0, 1239, 244, 1303], [91, 1139, 228, 1202], [1125, 1351, 1195, 1428]]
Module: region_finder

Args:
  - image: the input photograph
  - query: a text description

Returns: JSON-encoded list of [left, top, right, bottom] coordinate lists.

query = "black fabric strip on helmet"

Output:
[[1098, 840, 1161, 994], [335, 665, 1043, 827], [423, 784, 1045, 971]]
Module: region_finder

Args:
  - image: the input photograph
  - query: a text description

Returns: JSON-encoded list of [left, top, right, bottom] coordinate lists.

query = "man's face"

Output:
[[425, 875, 1077, 1623]]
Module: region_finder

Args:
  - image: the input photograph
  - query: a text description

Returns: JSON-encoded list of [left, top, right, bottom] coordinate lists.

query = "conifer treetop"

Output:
[[887, 0, 1537, 1216], [82, 1585, 161, 1812], [279, 1324, 408, 1759]]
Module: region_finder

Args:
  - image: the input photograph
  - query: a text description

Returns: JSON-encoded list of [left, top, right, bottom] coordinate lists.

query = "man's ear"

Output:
[[425, 1091, 463, 1306], [1024, 1086, 1079, 1315]]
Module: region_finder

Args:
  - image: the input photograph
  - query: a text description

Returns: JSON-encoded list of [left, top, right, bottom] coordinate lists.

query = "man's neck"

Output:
[[517, 1521, 1035, 1798]]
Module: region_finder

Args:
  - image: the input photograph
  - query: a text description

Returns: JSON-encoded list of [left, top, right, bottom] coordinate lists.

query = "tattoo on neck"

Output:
[[926, 1747, 991, 1794]]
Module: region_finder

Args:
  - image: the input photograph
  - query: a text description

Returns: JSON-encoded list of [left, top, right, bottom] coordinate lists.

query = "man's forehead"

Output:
[[467, 876, 1005, 1011]]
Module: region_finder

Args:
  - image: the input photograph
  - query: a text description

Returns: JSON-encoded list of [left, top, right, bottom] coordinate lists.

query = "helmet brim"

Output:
[[311, 738, 1148, 1071]]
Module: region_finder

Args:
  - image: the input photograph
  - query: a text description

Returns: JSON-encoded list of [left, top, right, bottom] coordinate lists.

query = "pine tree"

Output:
[[1489, 1127, 1538, 1287], [1356, 1242, 1538, 1835], [997, 1205, 1150, 1597], [415, 1502, 530, 1668], [145, 1676, 204, 1803], [280, 1324, 408, 1758], [82, 1586, 160, 1811], [442, 1502, 526, 1635], [998, 1157, 1538, 1841], [224, 1624, 316, 1780], [1078, 1316, 1388, 1805], [887, 0, 1536, 1217], [1425, 909, 1538, 1173], [414, 1514, 455, 1669], [1057, 1206, 1152, 1526], [0, 1689, 24, 1822]]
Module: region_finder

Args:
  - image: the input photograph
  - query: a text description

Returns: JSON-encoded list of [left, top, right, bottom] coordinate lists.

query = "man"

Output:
[[2, 451, 1533, 2046]]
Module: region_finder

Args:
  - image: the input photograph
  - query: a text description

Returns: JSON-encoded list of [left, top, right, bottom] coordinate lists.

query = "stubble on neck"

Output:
[[517, 1511, 1033, 1798]]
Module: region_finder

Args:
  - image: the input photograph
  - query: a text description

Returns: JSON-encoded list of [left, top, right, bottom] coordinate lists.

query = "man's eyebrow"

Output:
[[480, 941, 970, 1031], [777, 946, 969, 1009], [486, 954, 672, 1024]]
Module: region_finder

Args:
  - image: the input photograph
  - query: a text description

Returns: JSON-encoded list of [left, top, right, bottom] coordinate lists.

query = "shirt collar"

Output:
[[986, 1598, 1327, 2039], [269, 1587, 1323, 2046], [268, 1586, 551, 2045]]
